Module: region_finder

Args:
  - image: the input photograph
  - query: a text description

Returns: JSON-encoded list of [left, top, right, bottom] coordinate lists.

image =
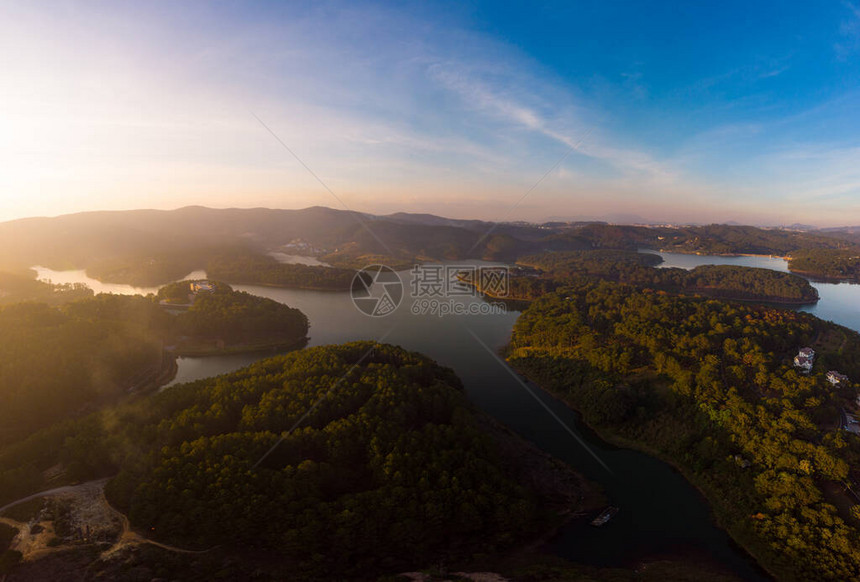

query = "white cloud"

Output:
[[426, 60, 683, 188], [1, 1, 858, 226], [837, 1, 860, 58]]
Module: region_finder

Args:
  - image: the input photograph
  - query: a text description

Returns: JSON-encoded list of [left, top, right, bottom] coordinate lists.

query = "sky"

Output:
[[1, 1, 860, 226]]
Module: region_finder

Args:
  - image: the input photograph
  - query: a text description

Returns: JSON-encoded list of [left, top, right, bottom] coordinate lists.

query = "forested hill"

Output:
[[0, 284, 308, 446], [684, 264, 820, 303], [157, 280, 309, 353], [542, 223, 854, 255], [787, 248, 860, 281], [0, 297, 165, 446], [541, 224, 860, 281], [203, 250, 355, 290], [0, 206, 547, 281], [2, 206, 859, 286], [494, 250, 820, 304], [88, 343, 569, 580], [509, 280, 860, 580], [0, 270, 93, 305]]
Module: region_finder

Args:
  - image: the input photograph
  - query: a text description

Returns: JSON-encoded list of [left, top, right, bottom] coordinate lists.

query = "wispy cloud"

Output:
[[764, 145, 860, 202], [837, 1, 860, 59], [426, 60, 681, 187], [1, 1, 859, 226]]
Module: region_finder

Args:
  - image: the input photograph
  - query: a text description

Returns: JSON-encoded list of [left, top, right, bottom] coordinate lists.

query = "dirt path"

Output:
[[0, 478, 109, 516], [99, 495, 215, 558], [2, 478, 213, 564]]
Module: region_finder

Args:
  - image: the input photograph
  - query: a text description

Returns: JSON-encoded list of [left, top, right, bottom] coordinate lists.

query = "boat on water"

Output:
[[590, 506, 619, 527]]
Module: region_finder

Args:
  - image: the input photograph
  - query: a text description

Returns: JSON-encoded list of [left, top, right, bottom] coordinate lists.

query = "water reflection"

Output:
[[641, 250, 860, 333], [33, 266, 207, 296]]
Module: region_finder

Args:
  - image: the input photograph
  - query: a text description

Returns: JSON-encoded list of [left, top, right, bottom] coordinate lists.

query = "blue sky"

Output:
[[1, 1, 859, 225]]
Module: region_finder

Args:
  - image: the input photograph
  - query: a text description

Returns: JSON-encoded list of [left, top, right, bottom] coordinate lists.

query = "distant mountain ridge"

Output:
[[2, 205, 859, 285], [0, 206, 548, 276]]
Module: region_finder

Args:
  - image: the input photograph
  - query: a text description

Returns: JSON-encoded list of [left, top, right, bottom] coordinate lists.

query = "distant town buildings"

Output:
[[793, 347, 815, 372], [281, 239, 328, 255]]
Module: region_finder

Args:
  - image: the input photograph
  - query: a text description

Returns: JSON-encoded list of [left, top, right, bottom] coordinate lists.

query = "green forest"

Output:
[[0, 270, 93, 305], [157, 280, 309, 347], [788, 248, 860, 281], [5, 206, 860, 287], [508, 279, 860, 580], [82, 247, 356, 290], [467, 250, 820, 303], [204, 250, 355, 290], [0, 298, 163, 446], [3, 343, 565, 580], [6, 207, 860, 580], [0, 283, 308, 448], [107, 344, 553, 579], [540, 223, 852, 255], [85, 251, 210, 287], [655, 224, 850, 256]]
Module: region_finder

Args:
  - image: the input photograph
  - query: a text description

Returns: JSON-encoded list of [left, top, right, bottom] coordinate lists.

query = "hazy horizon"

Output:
[[0, 203, 856, 230], [2, 1, 859, 226]]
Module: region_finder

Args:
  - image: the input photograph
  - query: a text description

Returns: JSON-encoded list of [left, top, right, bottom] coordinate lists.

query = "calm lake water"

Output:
[[39, 255, 860, 579], [268, 252, 331, 267], [642, 250, 860, 333], [32, 266, 208, 296]]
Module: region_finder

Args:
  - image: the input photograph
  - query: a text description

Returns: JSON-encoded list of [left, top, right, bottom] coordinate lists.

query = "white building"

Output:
[[794, 354, 813, 372], [793, 347, 815, 372], [190, 281, 214, 293], [826, 371, 849, 385]]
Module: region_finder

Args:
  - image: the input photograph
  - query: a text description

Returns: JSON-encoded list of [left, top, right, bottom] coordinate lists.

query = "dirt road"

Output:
[[1, 478, 214, 563], [0, 478, 109, 516]]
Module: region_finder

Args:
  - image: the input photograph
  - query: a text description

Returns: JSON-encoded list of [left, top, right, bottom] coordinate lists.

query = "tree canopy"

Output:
[[0, 284, 308, 447], [95, 343, 548, 579], [487, 250, 820, 303], [204, 250, 355, 290], [788, 248, 860, 281], [509, 279, 860, 580]]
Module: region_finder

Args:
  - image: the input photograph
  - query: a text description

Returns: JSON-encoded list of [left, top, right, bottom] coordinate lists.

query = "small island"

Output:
[[157, 279, 309, 356], [462, 250, 820, 305], [204, 250, 356, 290]]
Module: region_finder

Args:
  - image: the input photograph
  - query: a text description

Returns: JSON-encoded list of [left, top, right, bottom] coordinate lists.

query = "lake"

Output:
[[32, 266, 208, 296], [39, 258, 860, 579], [268, 252, 331, 267], [641, 249, 860, 332]]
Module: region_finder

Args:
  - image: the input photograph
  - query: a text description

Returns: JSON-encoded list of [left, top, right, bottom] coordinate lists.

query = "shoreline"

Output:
[[651, 248, 791, 261], [221, 279, 350, 292], [651, 249, 860, 284], [167, 335, 308, 358], [786, 268, 860, 284], [506, 360, 776, 582], [462, 278, 819, 306], [101, 277, 351, 293], [690, 289, 819, 305]]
